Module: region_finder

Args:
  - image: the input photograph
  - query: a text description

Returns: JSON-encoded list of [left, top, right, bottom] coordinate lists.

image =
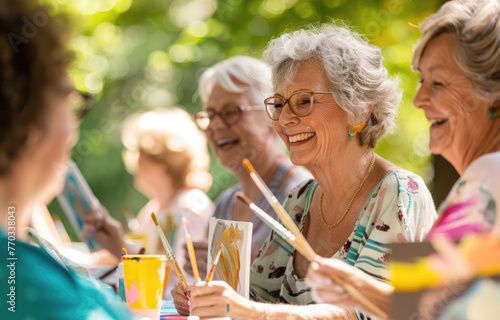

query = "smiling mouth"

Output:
[[216, 138, 239, 148], [429, 118, 448, 127], [288, 133, 315, 143]]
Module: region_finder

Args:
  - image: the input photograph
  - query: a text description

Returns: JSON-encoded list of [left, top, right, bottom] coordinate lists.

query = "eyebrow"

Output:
[[417, 65, 447, 73], [204, 103, 237, 111], [273, 89, 313, 98]]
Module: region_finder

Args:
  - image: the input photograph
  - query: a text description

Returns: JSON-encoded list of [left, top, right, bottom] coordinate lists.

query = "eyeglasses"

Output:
[[264, 90, 335, 121], [68, 90, 93, 122], [194, 105, 263, 131]]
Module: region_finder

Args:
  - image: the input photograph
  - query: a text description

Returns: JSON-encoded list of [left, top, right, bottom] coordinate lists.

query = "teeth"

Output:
[[216, 138, 238, 147], [289, 133, 315, 143]]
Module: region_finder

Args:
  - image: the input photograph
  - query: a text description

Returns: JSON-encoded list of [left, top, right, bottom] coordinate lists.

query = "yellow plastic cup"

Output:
[[123, 255, 168, 319]]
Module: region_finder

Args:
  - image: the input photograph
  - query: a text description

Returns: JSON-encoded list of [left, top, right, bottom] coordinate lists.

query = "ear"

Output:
[[25, 125, 44, 150], [348, 105, 373, 126], [365, 104, 374, 119]]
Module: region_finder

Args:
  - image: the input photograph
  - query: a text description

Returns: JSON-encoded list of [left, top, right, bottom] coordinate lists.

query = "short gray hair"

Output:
[[198, 55, 272, 106], [263, 23, 402, 148], [412, 0, 500, 103]]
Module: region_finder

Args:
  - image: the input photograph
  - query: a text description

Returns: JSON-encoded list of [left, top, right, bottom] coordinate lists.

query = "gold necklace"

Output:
[[319, 152, 376, 228]]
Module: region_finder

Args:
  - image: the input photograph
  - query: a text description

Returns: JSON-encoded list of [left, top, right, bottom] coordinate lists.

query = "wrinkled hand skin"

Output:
[[171, 282, 190, 316], [189, 281, 255, 320]]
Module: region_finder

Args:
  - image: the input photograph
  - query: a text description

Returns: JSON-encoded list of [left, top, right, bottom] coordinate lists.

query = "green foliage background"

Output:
[[46, 0, 444, 236]]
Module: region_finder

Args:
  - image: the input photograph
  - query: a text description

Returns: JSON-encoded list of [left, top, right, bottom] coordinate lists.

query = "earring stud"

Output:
[[488, 106, 500, 119]]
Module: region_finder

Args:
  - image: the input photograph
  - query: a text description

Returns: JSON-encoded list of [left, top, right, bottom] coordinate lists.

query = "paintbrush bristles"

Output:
[[151, 212, 159, 226], [235, 192, 252, 206], [213, 248, 222, 264], [242, 158, 255, 173]]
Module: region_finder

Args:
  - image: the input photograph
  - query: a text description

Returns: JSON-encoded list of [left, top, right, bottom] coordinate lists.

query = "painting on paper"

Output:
[[208, 218, 252, 299]]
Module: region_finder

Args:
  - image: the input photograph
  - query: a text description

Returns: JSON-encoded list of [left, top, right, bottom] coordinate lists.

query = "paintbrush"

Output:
[[182, 217, 201, 283], [235, 192, 306, 253], [242, 158, 316, 260], [151, 212, 188, 289], [206, 247, 222, 283]]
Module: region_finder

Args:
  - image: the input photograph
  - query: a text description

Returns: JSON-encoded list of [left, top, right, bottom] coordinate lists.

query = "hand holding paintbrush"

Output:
[[239, 160, 388, 319]]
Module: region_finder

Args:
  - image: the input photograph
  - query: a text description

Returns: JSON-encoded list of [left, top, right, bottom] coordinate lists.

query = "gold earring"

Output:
[[347, 122, 366, 140]]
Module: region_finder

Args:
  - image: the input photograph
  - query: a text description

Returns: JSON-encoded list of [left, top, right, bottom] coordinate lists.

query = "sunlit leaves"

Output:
[[48, 0, 445, 221]]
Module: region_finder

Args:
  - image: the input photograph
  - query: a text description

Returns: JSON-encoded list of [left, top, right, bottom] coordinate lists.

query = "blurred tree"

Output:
[[46, 0, 444, 236]]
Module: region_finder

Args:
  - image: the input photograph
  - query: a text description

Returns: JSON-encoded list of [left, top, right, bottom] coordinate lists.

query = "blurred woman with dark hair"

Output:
[[0, 1, 131, 318]]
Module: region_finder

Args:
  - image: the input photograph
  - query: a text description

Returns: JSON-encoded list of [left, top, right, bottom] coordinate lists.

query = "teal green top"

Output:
[[0, 228, 132, 320]]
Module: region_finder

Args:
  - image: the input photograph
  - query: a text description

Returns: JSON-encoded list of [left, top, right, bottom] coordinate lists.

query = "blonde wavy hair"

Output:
[[412, 0, 500, 103], [121, 108, 212, 192]]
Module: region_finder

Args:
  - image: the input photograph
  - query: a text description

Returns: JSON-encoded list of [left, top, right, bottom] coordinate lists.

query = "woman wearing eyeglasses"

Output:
[[172, 56, 310, 315], [186, 25, 437, 319], [194, 56, 310, 261], [0, 1, 132, 319]]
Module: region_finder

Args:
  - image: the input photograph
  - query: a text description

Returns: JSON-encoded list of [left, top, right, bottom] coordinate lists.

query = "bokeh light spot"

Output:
[[187, 21, 209, 38], [148, 50, 171, 72], [84, 72, 104, 93]]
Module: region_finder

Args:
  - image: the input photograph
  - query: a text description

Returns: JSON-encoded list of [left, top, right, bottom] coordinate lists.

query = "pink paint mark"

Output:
[[426, 196, 480, 240], [125, 282, 140, 304], [397, 233, 408, 242]]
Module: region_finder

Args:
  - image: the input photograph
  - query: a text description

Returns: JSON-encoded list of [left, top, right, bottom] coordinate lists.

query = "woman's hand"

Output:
[[306, 256, 393, 318], [84, 202, 125, 258], [171, 282, 190, 316], [183, 240, 208, 279], [189, 281, 259, 320]]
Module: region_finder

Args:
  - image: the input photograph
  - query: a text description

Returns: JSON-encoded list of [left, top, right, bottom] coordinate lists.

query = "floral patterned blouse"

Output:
[[427, 151, 500, 239], [249, 169, 437, 305]]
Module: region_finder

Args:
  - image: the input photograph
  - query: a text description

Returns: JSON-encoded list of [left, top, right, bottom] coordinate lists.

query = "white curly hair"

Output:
[[263, 23, 403, 148]]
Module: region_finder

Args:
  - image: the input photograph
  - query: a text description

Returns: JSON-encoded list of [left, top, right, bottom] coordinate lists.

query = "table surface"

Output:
[[161, 299, 231, 320]]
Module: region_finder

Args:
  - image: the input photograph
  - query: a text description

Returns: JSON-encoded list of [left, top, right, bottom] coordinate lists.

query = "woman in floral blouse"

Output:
[[307, 0, 500, 318], [185, 24, 437, 320]]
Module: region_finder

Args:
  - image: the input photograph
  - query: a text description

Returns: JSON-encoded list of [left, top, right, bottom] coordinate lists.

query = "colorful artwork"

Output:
[[208, 218, 252, 298], [390, 234, 500, 319], [57, 161, 101, 251]]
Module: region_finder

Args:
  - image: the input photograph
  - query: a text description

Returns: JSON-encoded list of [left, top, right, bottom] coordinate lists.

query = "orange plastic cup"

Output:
[[123, 255, 168, 319]]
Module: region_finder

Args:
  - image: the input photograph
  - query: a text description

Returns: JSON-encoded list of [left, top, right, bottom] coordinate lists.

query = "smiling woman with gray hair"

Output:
[[186, 24, 437, 320], [306, 0, 500, 318]]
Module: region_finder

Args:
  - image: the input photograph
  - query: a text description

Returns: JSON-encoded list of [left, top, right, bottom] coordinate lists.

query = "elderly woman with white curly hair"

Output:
[[186, 23, 437, 320], [306, 0, 500, 318]]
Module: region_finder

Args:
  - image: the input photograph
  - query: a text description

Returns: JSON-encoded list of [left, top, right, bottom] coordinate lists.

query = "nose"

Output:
[[207, 114, 228, 131], [413, 81, 429, 110], [278, 103, 299, 127]]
